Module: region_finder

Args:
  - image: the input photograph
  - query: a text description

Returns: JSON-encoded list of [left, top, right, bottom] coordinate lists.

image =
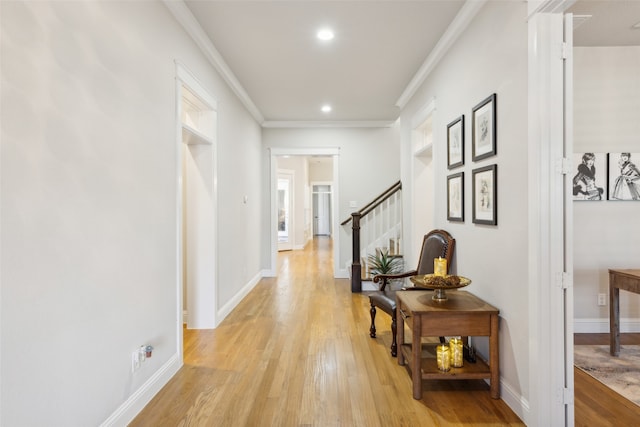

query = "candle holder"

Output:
[[409, 274, 472, 302], [449, 337, 464, 368], [436, 344, 451, 371]]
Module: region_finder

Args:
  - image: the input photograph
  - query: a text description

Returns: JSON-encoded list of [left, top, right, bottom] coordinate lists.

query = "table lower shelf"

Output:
[[400, 343, 492, 380]]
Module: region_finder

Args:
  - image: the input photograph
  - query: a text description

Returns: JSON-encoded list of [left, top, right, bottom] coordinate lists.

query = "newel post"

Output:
[[351, 212, 362, 293]]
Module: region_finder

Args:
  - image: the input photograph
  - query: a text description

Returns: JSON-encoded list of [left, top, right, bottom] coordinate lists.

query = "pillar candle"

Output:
[[434, 257, 447, 277], [449, 337, 464, 368], [436, 344, 451, 371]]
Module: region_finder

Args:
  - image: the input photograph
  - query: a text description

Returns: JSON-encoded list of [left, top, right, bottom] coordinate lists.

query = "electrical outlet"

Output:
[[598, 293, 607, 306], [132, 350, 141, 372]]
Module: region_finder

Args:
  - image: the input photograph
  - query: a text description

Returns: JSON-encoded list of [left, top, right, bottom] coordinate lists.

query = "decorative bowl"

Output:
[[409, 274, 472, 301]]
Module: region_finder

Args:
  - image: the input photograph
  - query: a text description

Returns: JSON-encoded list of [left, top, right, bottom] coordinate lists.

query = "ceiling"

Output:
[[183, 0, 465, 125], [568, 0, 640, 47], [179, 1, 640, 126]]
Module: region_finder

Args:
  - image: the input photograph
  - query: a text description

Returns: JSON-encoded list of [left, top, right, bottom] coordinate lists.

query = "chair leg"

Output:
[[369, 304, 377, 338], [391, 311, 397, 357]]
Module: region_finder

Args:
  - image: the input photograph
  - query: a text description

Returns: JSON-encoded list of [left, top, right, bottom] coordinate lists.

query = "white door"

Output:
[[277, 171, 294, 251], [313, 185, 331, 236]]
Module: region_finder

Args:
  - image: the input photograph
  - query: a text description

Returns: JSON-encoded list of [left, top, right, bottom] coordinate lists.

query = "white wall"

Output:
[[399, 1, 529, 418], [573, 46, 640, 331], [0, 1, 262, 425], [262, 127, 401, 274]]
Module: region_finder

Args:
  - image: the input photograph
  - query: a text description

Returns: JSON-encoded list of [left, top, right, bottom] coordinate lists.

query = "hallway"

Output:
[[131, 237, 523, 426]]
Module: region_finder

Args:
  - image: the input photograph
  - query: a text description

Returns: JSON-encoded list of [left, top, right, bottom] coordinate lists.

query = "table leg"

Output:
[[489, 313, 500, 399], [610, 275, 620, 356], [412, 315, 422, 400], [397, 304, 405, 366]]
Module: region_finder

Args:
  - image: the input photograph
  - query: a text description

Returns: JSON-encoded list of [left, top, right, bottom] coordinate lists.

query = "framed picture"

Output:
[[472, 94, 497, 161], [572, 152, 607, 201], [447, 115, 464, 169], [472, 164, 497, 225], [608, 152, 640, 200], [447, 172, 464, 222]]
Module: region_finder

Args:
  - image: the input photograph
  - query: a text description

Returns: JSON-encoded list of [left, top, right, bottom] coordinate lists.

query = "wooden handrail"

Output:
[[341, 180, 402, 226]]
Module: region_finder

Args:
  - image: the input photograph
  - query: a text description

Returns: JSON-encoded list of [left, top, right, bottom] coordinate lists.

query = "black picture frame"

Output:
[[572, 152, 607, 201], [472, 94, 497, 161], [447, 172, 464, 222], [447, 115, 464, 169], [608, 152, 640, 200], [472, 164, 497, 225]]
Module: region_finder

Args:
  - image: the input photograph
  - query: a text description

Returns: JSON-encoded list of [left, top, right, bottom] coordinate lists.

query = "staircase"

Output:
[[342, 181, 403, 292]]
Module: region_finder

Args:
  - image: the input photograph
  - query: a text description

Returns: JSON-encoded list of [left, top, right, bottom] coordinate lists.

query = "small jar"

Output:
[[449, 337, 464, 368], [436, 344, 451, 371]]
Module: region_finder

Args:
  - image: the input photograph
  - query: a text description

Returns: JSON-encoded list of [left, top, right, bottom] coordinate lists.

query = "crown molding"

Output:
[[163, 0, 265, 124], [395, 0, 487, 109], [262, 120, 397, 129]]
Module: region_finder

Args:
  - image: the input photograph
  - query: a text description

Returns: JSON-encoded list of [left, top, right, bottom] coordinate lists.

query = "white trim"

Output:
[[270, 147, 340, 157], [175, 62, 219, 330], [163, 1, 264, 124], [334, 269, 349, 279], [262, 120, 396, 129], [100, 354, 182, 427], [500, 379, 530, 423], [527, 11, 568, 427], [216, 271, 263, 323], [395, 1, 487, 108], [574, 318, 640, 334], [277, 169, 295, 252]]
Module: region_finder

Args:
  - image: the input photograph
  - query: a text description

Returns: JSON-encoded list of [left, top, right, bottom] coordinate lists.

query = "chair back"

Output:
[[415, 230, 455, 275]]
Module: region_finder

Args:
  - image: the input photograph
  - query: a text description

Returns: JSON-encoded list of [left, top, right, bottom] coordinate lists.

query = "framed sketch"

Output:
[[447, 115, 464, 169], [447, 172, 464, 222], [572, 153, 607, 201], [472, 164, 497, 225], [472, 94, 497, 161], [608, 152, 640, 200]]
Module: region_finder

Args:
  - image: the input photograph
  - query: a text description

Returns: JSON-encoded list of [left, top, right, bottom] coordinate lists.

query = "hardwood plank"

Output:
[[131, 237, 523, 426], [574, 333, 640, 426]]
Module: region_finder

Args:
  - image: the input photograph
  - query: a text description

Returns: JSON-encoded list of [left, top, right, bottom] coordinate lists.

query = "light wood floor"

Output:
[[132, 237, 524, 425], [132, 237, 523, 426]]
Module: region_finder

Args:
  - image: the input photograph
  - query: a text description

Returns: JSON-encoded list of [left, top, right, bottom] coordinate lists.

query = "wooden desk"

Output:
[[396, 290, 499, 400], [609, 269, 640, 356]]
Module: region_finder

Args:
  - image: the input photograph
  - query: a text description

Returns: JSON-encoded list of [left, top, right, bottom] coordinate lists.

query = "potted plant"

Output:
[[367, 249, 403, 278]]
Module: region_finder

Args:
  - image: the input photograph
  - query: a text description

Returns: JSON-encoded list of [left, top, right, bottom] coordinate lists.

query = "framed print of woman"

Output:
[[609, 152, 640, 200], [572, 152, 605, 200]]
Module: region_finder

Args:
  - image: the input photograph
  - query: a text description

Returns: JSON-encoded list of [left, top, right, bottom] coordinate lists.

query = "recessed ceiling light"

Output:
[[317, 28, 334, 41], [633, 21, 640, 30], [321, 105, 332, 113]]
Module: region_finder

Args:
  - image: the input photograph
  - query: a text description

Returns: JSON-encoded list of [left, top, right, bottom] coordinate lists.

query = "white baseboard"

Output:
[[216, 271, 263, 323], [573, 318, 640, 333], [334, 268, 349, 279], [499, 378, 529, 424], [362, 280, 377, 291], [262, 268, 276, 278], [100, 353, 182, 427]]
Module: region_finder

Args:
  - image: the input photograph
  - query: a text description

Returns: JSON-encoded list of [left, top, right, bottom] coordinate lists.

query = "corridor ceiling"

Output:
[[180, 0, 640, 126]]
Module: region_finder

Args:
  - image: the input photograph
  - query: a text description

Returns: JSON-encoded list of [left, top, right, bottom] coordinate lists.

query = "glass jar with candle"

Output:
[[449, 337, 464, 368], [436, 344, 451, 371], [434, 257, 447, 277]]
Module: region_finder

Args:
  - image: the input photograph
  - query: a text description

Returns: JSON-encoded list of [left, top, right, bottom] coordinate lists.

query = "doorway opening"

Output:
[[269, 148, 341, 277], [176, 64, 218, 338], [312, 183, 332, 237], [277, 169, 294, 251]]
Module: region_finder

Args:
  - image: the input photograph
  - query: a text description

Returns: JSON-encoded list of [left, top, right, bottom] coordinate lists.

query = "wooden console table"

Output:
[[609, 269, 640, 356], [396, 290, 499, 400]]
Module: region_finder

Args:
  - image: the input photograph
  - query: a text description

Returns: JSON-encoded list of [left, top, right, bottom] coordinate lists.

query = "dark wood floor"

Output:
[[574, 333, 640, 426]]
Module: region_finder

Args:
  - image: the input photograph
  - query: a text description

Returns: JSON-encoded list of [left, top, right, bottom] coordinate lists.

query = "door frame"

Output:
[[311, 181, 333, 236], [277, 169, 295, 251], [175, 62, 219, 348], [268, 148, 341, 277]]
